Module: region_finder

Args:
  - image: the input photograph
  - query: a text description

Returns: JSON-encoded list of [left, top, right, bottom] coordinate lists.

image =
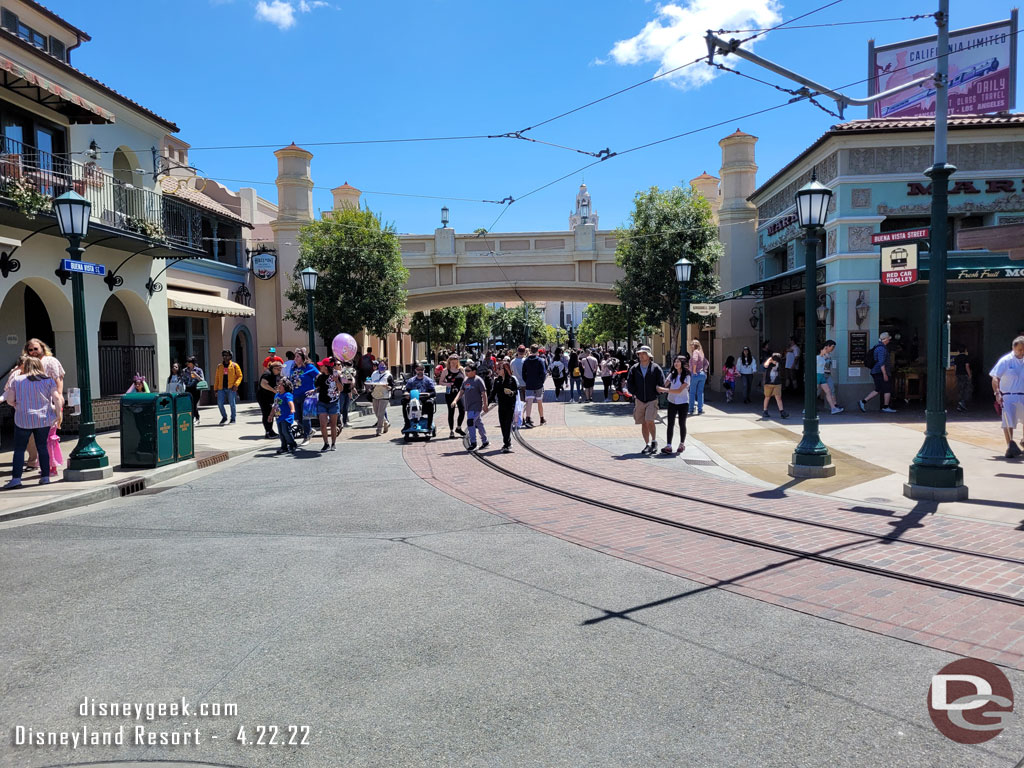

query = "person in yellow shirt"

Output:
[[213, 350, 243, 424]]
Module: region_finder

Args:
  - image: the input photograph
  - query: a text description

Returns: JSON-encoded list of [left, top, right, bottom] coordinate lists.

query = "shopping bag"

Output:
[[48, 425, 63, 475], [513, 394, 524, 429]]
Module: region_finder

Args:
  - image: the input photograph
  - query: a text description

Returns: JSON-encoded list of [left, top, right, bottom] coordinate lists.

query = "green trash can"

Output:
[[120, 392, 176, 468], [172, 391, 194, 461]]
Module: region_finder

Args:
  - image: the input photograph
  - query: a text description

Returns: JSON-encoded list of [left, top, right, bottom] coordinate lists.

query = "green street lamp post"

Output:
[[905, 0, 966, 500], [674, 257, 693, 355], [788, 173, 836, 478], [424, 308, 432, 366], [300, 266, 318, 360], [53, 191, 111, 481]]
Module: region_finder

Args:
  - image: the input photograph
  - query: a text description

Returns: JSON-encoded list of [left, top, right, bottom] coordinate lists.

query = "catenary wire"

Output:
[[717, 12, 934, 34]]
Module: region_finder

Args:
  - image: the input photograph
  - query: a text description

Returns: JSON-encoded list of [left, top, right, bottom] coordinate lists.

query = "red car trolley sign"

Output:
[[881, 243, 919, 287]]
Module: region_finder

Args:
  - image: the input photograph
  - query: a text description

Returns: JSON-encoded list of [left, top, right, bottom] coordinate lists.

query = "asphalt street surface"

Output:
[[1, 410, 1022, 768]]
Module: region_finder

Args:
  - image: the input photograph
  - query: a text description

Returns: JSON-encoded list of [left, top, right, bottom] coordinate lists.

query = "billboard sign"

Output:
[[868, 15, 1017, 118], [880, 243, 919, 287]]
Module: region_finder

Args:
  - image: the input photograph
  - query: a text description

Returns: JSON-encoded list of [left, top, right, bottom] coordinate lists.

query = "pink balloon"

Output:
[[332, 333, 358, 362]]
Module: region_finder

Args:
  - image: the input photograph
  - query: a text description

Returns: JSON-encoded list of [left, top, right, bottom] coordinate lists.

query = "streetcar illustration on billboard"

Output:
[[889, 247, 910, 268], [882, 58, 1000, 117]]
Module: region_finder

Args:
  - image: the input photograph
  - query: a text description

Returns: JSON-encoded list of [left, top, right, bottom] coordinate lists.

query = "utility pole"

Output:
[[906, 0, 967, 500]]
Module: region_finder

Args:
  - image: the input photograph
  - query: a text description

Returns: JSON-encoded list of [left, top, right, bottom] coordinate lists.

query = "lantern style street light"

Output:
[[423, 308, 432, 366], [53, 190, 110, 480], [301, 266, 318, 359], [580, 200, 590, 224], [674, 256, 693, 355], [788, 173, 836, 478], [441, 206, 449, 228]]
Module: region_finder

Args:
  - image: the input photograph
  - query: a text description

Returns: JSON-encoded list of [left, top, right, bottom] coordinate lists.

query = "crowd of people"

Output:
[[2, 333, 1023, 485]]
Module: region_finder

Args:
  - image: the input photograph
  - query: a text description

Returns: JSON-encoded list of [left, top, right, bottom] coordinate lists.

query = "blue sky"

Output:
[[49, 0, 1018, 234]]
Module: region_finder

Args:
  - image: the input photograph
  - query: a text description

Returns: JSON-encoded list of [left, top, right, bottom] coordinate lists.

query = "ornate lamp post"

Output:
[[423, 308, 432, 366], [788, 173, 836, 478], [674, 256, 693, 355], [905, 0, 966, 501], [580, 200, 590, 225], [53, 191, 110, 480], [300, 266, 318, 360], [441, 206, 449, 228]]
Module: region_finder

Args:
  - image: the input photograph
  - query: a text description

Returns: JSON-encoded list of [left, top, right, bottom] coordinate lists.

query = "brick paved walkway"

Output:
[[405, 403, 1024, 670]]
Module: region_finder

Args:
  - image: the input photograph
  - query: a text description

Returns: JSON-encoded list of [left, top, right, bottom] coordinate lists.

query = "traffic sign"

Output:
[[690, 303, 720, 316], [871, 227, 929, 245], [880, 243, 919, 287], [61, 259, 106, 277]]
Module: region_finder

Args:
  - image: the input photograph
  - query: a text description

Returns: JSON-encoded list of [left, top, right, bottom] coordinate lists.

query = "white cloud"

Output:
[[606, 0, 783, 89], [299, 0, 329, 10], [255, 0, 296, 30]]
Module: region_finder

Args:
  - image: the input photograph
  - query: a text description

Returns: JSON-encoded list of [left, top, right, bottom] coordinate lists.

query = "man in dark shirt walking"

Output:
[[521, 345, 547, 428], [625, 345, 665, 455]]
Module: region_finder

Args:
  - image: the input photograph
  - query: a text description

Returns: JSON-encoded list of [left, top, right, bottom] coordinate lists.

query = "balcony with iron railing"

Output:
[[0, 137, 203, 251]]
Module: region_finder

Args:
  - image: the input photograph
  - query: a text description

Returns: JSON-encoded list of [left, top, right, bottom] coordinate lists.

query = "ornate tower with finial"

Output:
[[264, 142, 314, 355], [569, 182, 598, 229]]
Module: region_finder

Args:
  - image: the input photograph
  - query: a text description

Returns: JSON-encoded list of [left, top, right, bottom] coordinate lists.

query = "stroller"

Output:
[[609, 369, 634, 402]]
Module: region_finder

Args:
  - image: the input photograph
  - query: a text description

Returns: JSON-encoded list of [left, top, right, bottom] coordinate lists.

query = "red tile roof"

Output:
[[0, 28, 178, 132], [21, 0, 90, 41], [160, 176, 252, 228], [750, 114, 1024, 201]]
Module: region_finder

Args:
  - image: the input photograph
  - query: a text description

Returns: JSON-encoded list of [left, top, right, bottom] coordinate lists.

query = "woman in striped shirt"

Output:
[[4, 355, 64, 489]]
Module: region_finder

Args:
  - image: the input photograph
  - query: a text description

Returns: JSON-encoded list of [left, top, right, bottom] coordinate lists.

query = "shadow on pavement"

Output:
[[748, 478, 804, 499]]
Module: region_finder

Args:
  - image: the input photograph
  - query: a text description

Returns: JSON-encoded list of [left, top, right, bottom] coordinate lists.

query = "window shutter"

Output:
[[0, 9, 17, 33], [49, 36, 66, 61]]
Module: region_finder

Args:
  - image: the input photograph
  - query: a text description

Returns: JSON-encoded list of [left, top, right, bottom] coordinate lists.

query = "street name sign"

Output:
[[61, 259, 106, 277], [690, 303, 720, 316], [871, 228, 929, 245], [880, 243, 919, 287]]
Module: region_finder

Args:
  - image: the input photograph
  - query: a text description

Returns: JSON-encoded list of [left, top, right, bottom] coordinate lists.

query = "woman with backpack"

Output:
[[550, 347, 567, 402], [568, 350, 582, 403], [688, 340, 710, 415], [762, 352, 789, 419]]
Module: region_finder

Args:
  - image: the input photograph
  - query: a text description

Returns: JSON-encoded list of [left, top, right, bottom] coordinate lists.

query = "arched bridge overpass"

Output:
[[399, 223, 622, 311]]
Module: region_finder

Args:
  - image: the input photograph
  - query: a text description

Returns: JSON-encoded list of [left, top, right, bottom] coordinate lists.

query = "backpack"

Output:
[[864, 344, 883, 370]]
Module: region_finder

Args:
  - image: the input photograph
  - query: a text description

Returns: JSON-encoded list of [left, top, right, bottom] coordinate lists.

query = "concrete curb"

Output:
[[0, 444, 264, 523]]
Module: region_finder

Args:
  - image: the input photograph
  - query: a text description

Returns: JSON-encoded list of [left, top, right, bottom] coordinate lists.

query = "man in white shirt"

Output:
[[580, 349, 600, 403], [991, 335, 1024, 458]]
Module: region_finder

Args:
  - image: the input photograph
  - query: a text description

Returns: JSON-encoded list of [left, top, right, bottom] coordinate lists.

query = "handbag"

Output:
[[303, 392, 319, 413], [47, 425, 63, 475], [195, 380, 209, 391]]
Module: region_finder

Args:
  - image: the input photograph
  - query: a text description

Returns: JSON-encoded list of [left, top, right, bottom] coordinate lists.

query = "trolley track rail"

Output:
[[511, 429, 1024, 566], [460, 432, 1024, 608]]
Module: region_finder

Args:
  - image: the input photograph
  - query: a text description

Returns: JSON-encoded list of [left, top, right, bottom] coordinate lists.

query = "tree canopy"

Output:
[[461, 304, 492, 346], [285, 207, 408, 344], [490, 304, 545, 347], [614, 185, 721, 354], [576, 303, 654, 347], [408, 307, 466, 349]]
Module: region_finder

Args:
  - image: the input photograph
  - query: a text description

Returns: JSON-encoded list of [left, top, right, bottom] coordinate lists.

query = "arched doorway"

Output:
[[112, 146, 144, 220], [231, 324, 254, 400], [0, 279, 74, 449], [97, 292, 157, 396]]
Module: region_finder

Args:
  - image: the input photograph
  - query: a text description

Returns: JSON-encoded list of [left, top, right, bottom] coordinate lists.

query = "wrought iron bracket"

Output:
[[145, 256, 190, 296], [0, 249, 20, 278], [55, 262, 72, 285], [104, 244, 156, 291]]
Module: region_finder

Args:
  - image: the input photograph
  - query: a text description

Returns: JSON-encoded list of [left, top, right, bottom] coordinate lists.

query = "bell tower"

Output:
[[569, 183, 598, 230]]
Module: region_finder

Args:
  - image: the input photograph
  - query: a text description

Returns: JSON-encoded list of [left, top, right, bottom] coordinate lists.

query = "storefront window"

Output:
[[169, 316, 209, 373]]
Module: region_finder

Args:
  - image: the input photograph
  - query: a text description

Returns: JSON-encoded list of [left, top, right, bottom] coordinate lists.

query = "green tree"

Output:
[[614, 185, 721, 355], [577, 303, 654, 347], [408, 307, 467, 349], [544, 324, 568, 349], [285, 207, 408, 346], [461, 304, 492, 346], [489, 304, 544, 346]]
